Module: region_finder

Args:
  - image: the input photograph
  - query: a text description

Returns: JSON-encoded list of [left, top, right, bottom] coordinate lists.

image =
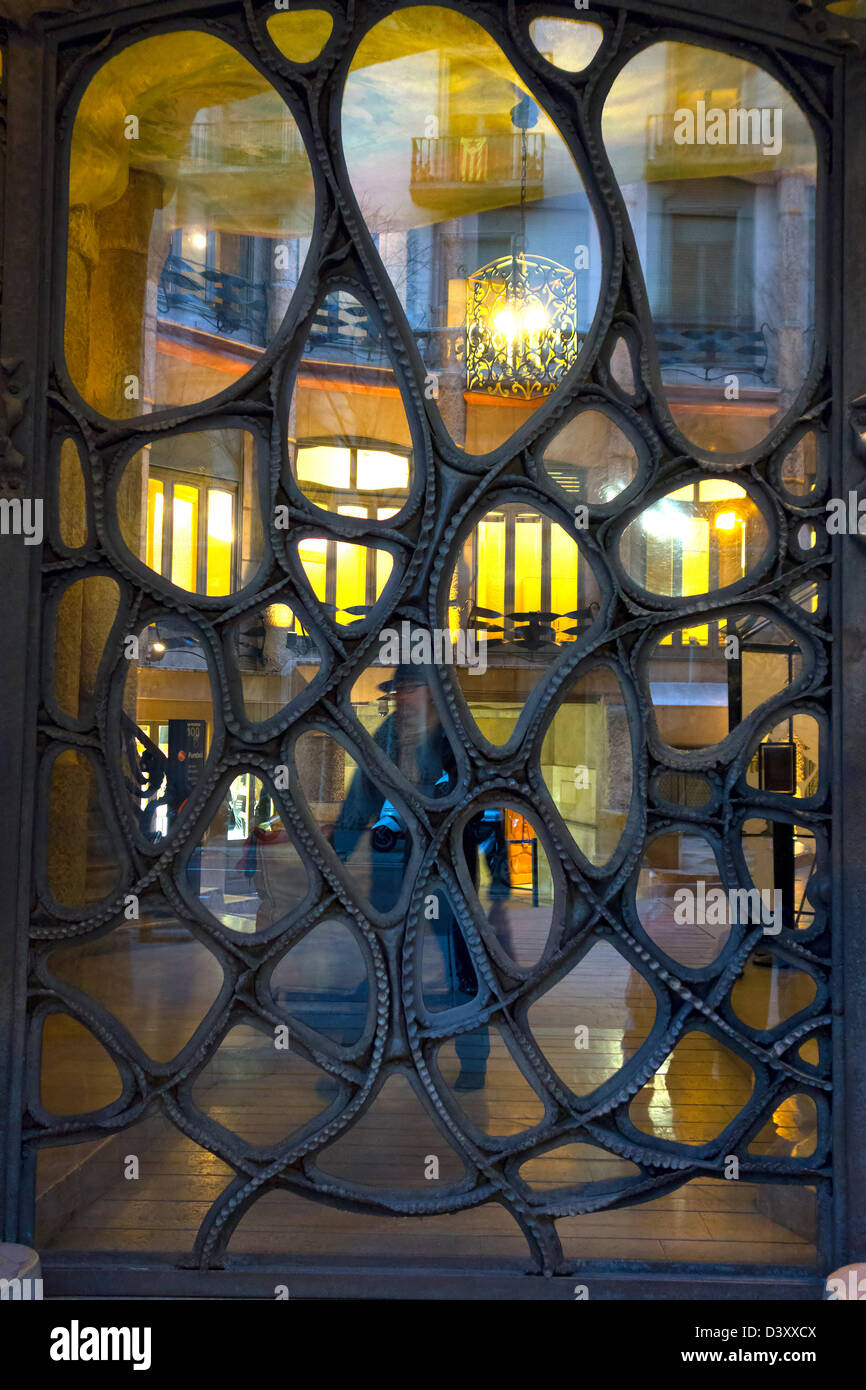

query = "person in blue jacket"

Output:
[[330, 663, 513, 1090]]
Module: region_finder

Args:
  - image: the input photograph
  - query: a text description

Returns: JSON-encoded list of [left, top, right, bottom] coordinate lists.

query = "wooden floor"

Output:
[[35, 899, 818, 1266]]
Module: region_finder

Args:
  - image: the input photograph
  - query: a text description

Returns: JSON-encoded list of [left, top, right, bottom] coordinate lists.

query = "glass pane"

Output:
[[66, 31, 315, 417], [740, 814, 817, 931], [39, 1016, 122, 1116], [48, 914, 224, 1063], [519, 1143, 640, 1192], [541, 408, 641, 504], [435, 1026, 546, 1135], [527, 942, 656, 1096], [539, 666, 634, 868], [529, 17, 604, 73], [192, 1024, 335, 1149], [343, 6, 601, 454], [603, 42, 817, 457], [189, 773, 309, 936], [288, 291, 413, 517], [731, 952, 818, 1030], [449, 503, 604, 746], [267, 9, 334, 63], [556, 1180, 816, 1264], [117, 429, 262, 596], [620, 482, 769, 595], [36, 1113, 231, 1252], [269, 919, 371, 1048], [46, 749, 122, 909], [748, 1095, 818, 1157], [636, 831, 730, 967], [349, 657, 458, 795], [629, 1032, 754, 1143], [297, 535, 394, 626], [464, 806, 555, 972], [316, 1073, 469, 1187], [294, 729, 413, 914], [232, 602, 322, 726], [648, 610, 803, 752], [53, 576, 121, 723], [779, 430, 819, 497], [120, 617, 215, 844], [745, 713, 820, 799], [57, 438, 88, 549]]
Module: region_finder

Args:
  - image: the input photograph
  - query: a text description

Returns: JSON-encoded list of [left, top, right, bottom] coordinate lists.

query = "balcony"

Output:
[[410, 133, 544, 210], [183, 119, 309, 170]]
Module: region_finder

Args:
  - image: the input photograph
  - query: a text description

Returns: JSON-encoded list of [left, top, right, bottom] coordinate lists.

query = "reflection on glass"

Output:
[[192, 1024, 334, 1148], [120, 617, 214, 843], [316, 1073, 468, 1186], [746, 713, 820, 800], [39, 1015, 122, 1115], [289, 291, 413, 517], [780, 431, 818, 497], [294, 729, 413, 913], [731, 951, 817, 1029], [749, 1095, 817, 1157], [46, 750, 121, 909], [349, 658, 457, 793], [48, 915, 224, 1063], [529, 17, 604, 73], [297, 535, 394, 626], [648, 610, 802, 752], [36, 1112, 231, 1251], [636, 831, 730, 967], [741, 814, 816, 932], [66, 31, 315, 417], [343, 6, 600, 454], [540, 667, 633, 867], [449, 503, 603, 745], [54, 576, 120, 721], [436, 1026, 546, 1135], [189, 774, 308, 935], [233, 602, 321, 725], [267, 9, 334, 63], [270, 919, 370, 1047], [118, 430, 263, 595], [629, 1032, 754, 1143], [654, 771, 712, 807], [603, 42, 817, 455], [541, 408, 639, 503], [556, 1179, 817, 1263], [467, 807, 554, 972], [527, 942, 656, 1096], [620, 481, 768, 596], [519, 1142, 639, 1192]]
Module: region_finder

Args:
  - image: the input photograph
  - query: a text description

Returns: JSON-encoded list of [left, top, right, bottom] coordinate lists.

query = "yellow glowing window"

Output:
[[298, 537, 328, 604], [699, 480, 746, 501], [146, 479, 164, 573], [171, 484, 198, 591], [336, 540, 368, 616], [551, 525, 580, 629], [514, 516, 542, 615], [206, 490, 234, 595], [669, 484, 695, 500], [476, 514, 505, 618], [296, 446, 351, 489], [356, 450, 410, 491], [377, 507, 399, 521]]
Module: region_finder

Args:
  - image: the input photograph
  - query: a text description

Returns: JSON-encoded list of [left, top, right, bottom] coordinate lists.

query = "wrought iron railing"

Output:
[[411, 132, 544, 186]]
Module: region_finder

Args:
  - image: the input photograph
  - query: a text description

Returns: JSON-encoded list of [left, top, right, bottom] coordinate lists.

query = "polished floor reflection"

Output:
[[37, 914, 817, 1263]]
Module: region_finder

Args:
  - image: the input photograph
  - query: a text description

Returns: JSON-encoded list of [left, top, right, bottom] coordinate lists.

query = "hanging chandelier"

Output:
[[465, 252, 577, 399]]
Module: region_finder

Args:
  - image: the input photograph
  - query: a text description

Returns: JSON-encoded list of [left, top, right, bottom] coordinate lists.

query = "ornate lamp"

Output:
[[465, 90, 577, 398]]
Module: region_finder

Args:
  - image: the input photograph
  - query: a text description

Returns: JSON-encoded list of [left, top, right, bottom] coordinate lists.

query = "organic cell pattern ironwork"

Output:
[[27, 0, 834, 1275]]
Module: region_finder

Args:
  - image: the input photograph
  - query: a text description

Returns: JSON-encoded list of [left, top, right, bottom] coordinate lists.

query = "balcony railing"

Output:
[[655, 324, 771, 382], [185, 119, 309, 168], [411, 133, 544, 188]]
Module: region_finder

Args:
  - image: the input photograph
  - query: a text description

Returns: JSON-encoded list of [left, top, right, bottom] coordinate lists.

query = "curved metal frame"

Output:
[[0, 0, 863, 1299]]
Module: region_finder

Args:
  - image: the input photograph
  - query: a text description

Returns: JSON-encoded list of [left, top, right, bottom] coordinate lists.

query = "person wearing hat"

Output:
[[330, 663, 512, 1091]]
